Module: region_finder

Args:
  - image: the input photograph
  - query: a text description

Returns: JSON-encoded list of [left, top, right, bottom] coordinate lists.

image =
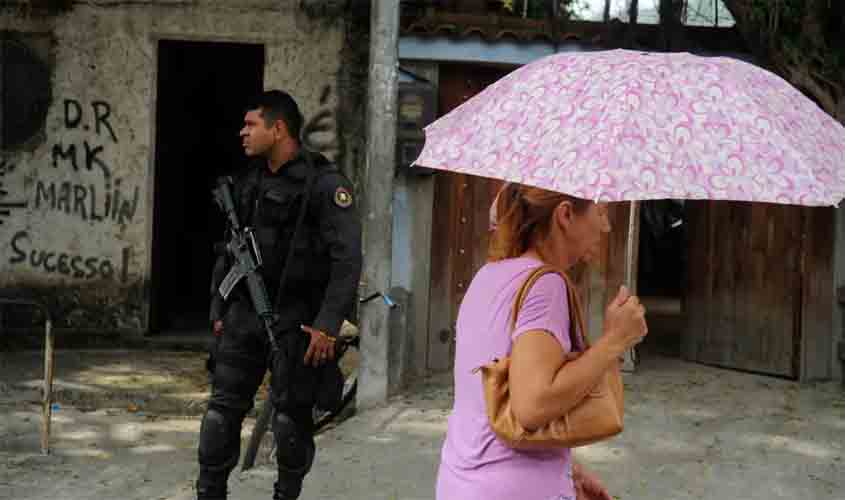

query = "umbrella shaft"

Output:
[[625, 200, 640, 293]]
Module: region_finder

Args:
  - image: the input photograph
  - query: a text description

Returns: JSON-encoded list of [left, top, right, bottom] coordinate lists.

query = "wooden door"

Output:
[[426, 64, 511, 371], [684, 201, 805, 378]]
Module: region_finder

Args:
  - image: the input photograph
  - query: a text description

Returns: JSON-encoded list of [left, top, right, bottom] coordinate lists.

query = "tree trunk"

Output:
[[625, 0, 640, 47], [722, 0, 844, 123], [658, 0, 686, 51]]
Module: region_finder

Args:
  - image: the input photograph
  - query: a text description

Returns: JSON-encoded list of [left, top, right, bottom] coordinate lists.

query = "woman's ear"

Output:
[[555, 200, 574, 231]]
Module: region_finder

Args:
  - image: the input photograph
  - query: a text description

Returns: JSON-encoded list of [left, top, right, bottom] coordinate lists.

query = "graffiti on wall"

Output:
[[0, 157, 28, 225], [5, 98, 138, 285], [302, 85, 340, 155], [35, 99, 139, 225], [9, 230, 132, 283]]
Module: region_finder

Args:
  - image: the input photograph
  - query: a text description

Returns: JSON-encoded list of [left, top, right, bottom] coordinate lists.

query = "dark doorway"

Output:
[[149, 40, 264, 334], [637, 200, 688, 358]]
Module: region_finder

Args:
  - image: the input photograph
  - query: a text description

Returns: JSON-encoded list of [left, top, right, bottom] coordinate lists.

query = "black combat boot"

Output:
[[196, 478, 227, 500], [272, 466, 307, 500], [272, 440, 315, 500]]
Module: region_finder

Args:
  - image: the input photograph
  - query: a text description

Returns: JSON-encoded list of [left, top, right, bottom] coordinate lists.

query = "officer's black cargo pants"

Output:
[[197, 302, 320, 500]]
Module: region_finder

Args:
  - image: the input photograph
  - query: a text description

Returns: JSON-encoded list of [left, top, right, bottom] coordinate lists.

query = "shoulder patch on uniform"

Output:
[[334, 186, 353, 208]]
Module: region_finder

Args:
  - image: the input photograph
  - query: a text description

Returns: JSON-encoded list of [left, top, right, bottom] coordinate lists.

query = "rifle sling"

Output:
[[273, 151, 318, 313]]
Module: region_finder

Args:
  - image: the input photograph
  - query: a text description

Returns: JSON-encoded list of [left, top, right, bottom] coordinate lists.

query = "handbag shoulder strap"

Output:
[[510, 265, 589, 352], [564, 272, 589, 350]]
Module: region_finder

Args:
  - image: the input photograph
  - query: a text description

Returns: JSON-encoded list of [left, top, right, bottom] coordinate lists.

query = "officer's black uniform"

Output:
[[197, 150, 362, 500]]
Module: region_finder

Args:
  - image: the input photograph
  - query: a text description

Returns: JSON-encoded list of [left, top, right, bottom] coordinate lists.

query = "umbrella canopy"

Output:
[[414, 49, 845, 207]]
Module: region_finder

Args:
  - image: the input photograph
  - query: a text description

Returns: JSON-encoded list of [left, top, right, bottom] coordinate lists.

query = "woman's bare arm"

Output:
[[508, 330, 621, 430]]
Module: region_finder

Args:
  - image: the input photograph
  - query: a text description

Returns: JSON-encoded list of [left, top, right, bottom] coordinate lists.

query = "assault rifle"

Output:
[[212, 176, 279, 352]]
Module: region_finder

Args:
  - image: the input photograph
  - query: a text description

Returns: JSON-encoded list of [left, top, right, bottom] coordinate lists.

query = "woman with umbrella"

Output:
[[436, 182, 648, 500], [418, 49, 845, 500]]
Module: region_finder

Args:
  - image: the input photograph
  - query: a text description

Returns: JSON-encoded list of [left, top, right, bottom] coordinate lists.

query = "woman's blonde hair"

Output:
[[488, 183, 591, 262]]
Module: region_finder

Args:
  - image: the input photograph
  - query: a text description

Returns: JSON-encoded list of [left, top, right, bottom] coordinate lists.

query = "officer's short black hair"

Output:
[[247, 90, 303, 142]]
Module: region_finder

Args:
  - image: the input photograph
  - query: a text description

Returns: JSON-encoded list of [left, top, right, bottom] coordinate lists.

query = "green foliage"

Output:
[[746, 0, 844, 85], [559, 0, 591, 20]]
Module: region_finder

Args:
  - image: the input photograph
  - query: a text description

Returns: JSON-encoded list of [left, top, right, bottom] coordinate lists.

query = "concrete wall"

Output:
[[0, 1, 355, 334]]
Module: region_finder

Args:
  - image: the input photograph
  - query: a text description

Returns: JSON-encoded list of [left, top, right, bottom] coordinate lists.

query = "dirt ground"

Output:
[[1, 348, 843, 500], [0, 350, 218, 500]]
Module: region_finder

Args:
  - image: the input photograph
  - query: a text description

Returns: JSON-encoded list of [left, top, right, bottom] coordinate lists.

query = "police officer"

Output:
[[197, 90, 362, 500]]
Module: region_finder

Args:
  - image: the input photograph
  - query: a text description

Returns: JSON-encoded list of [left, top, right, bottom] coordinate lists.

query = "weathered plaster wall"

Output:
[[0, 1, 351, 334]]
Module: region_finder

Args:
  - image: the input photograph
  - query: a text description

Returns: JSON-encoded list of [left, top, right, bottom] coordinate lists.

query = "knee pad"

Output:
[[272, 412, 298, 451], [198, 407, 239, 473], [273, 412, 313, 472]]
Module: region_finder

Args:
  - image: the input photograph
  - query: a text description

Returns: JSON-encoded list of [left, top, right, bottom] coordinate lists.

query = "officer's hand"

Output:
[[212, 320, 224, 337], [302, 325, 336, 367]]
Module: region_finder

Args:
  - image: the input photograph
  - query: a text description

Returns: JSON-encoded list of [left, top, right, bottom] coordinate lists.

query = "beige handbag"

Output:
[[474, 265, 624, 450]]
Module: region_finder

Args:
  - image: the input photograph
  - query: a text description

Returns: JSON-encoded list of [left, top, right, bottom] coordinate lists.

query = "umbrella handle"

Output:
[[623, 200, 640, 372]]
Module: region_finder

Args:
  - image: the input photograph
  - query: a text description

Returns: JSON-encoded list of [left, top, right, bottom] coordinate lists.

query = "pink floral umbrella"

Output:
[[416, 50, 845, 371], [414, 49, 845, 207]]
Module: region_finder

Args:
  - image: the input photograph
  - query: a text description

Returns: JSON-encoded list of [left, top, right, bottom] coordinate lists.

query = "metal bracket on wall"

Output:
[[360, 291, 398, 309]]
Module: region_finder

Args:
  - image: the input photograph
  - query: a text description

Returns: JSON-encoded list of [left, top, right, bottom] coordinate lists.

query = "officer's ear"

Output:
[[272, 119, 291, 141]]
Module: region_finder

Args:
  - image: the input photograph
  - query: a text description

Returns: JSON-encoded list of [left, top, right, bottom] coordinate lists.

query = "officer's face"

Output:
[[240, 109, 280, 157]]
